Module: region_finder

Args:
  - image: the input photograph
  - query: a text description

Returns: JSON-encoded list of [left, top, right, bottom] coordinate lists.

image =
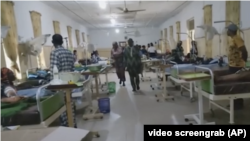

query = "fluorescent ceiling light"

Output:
[[110, 18, 116, 25], [99, 1, 106, 9], [115, 29, 119, 33]]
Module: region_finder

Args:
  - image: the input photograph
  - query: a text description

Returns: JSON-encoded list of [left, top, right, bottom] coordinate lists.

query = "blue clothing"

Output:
[[139, 50, 143, 57], [141, 49, 147, 55]]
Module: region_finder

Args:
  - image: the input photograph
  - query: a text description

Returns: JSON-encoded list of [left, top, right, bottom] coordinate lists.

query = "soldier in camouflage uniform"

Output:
[[123, 38, 142, 91]]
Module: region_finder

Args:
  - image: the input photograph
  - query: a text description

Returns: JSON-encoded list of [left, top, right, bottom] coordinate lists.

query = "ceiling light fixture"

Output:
[[99, 0, 107, 9], [115, 29, 119, 33], [110, 18, 116, 25]]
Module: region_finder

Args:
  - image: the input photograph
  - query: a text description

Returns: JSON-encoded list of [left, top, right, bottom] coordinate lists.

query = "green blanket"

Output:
[[1, 98, 46, 118]]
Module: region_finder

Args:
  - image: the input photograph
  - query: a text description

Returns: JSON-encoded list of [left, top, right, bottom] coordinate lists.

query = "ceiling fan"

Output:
[[116, 0, 145, 14]]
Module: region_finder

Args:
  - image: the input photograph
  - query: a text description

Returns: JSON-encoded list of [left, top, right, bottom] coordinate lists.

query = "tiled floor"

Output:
[[75, 71, 250, 141]]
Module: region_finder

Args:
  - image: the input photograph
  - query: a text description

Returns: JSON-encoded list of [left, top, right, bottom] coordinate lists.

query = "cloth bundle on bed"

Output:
[[27, 70, 50, 80], [1, 98, 46, 126], [16, 80, 54, 98], [17, 88, 54, 98]]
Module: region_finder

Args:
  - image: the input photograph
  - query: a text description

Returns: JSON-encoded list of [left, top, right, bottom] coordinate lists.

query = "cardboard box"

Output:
[[2, 127, 92, 141]]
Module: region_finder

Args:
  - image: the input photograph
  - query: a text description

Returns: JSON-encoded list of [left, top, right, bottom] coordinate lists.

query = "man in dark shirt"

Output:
[[123, 38, 142, 91]]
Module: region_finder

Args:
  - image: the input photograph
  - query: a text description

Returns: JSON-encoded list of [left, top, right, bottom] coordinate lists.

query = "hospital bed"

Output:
[[168, 62, 195, 102], [193, 66, 250, 124], [1, 84, 66, 128], [168, 62, 226, 102]]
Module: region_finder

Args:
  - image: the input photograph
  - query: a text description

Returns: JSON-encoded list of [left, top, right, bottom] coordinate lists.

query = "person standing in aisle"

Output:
[[225, 23, 248, 110], [141, 45, 148, 55], [123, 38, 142, 91], [111, 42, 126, 86], [147, 42, 157, 58], [49, 34, 77, 128]]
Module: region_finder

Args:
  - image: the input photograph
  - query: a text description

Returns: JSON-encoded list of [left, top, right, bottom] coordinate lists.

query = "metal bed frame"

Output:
[[193, 66, 250, 124], [168, 62, 195, 102]]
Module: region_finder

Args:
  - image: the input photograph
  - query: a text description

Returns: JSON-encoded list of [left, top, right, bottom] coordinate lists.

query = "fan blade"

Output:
[[127, 9, 145, 12], [116, 7, 124, 11]]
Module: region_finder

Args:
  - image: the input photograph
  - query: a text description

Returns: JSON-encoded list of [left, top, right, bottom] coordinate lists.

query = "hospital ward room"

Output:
[[1, 1, 250, 141]]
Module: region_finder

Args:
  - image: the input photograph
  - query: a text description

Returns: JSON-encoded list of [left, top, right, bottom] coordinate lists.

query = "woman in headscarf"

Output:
[[111, 42, 126, 86]]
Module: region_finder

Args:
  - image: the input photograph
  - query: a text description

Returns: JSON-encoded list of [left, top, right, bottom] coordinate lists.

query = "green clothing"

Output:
[[123, 46, 142, 75], [1, 98, 46, 117]]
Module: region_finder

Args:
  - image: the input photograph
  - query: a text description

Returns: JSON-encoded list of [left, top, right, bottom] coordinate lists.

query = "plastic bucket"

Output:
[[98, 98, 110, 114], [108, 82, 116, 94]]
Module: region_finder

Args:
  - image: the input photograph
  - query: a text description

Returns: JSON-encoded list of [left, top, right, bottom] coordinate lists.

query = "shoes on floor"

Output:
[[119, 80, 122, 85], [122, 82, 125, 86], [137, 86, 140, 90], [132, 87, 136, 92]]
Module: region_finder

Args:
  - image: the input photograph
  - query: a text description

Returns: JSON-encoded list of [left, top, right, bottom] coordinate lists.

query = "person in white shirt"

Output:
[[147, 42, 157, 58]]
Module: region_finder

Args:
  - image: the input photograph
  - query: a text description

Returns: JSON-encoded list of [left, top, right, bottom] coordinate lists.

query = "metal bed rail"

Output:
[[194, 66, 215, 94], [36, 83, 50, 122]]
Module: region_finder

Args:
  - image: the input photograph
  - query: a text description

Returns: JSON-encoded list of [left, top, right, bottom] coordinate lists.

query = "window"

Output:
[[186, 18, 195, 53], [190, 29, 195, 40]]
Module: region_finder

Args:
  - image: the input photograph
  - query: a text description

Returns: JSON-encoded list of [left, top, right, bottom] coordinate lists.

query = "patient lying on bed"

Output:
[[1, 85, 25, 103], [215, 68, 250, 83]]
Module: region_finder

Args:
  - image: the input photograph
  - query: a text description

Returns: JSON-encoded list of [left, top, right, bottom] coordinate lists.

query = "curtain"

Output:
[[30, 11, 42, 68], [75, 29, 80, 46], [1, 1, 20, 72], [53, 21, 61, 34], [169, 26, 173, 39], [164, 28, 168, 50], [226, 1, 240, 49], [203, 5, 212, 58], [176, 21, 181, 42], [67, 26, 73, 48], [82, 32, 85, 42]]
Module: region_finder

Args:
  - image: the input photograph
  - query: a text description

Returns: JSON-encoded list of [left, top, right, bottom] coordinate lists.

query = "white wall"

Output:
[[89, 27, 160, 48], [14, 1, 88, 47], [160, 1, 250, 41]]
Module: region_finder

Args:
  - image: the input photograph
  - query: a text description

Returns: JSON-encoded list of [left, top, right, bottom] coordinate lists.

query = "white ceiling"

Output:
[[43, 1, 190, 29]]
